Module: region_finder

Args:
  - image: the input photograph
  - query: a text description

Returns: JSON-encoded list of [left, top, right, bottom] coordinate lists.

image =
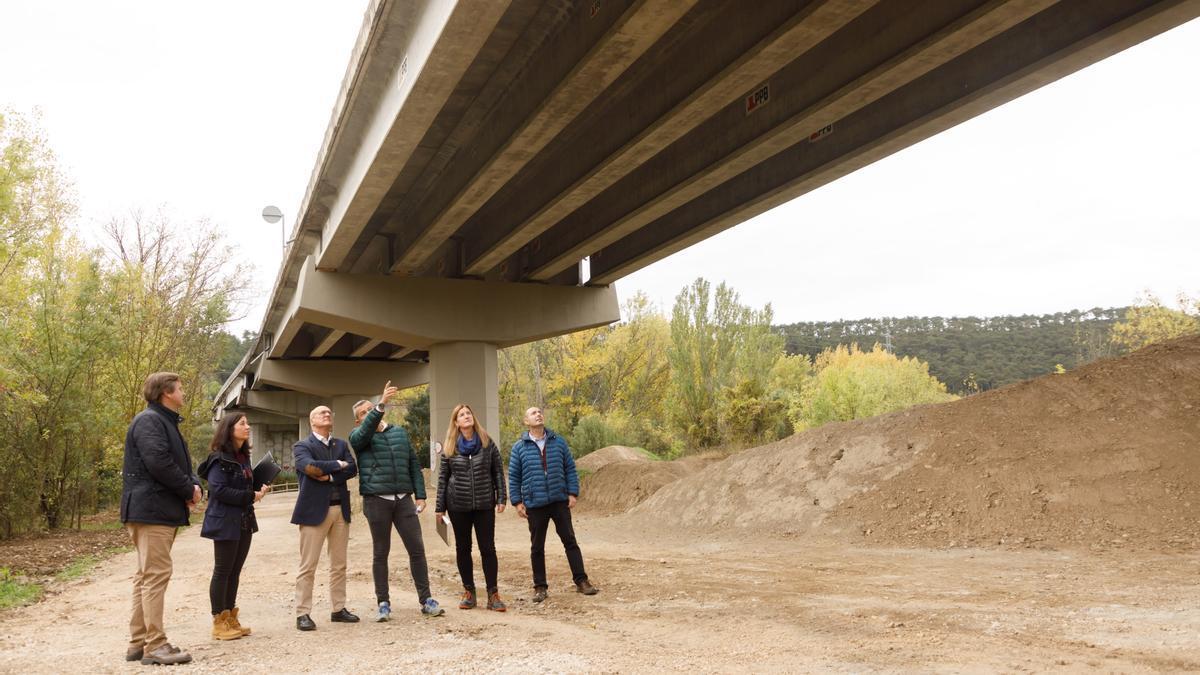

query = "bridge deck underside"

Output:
[[251, 0, 1197, 367], [313, 0, 1196, 286]]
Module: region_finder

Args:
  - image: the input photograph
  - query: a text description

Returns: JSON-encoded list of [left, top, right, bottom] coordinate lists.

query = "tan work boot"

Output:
[[212, 610, 242, 641], [229, 607, 251, 636]]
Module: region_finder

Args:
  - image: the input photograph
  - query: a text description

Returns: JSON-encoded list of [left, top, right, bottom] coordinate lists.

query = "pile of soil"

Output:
[[630, 335, 1200, 550], [577, 445, 650, 472], [579, 455, 721, 514]]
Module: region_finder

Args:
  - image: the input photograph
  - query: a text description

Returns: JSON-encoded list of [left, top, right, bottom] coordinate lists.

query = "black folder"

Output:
[[252, 451, 282, 486]]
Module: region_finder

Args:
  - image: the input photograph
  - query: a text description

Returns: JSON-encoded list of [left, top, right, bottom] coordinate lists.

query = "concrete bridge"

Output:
[[215, 0, 1200, 452]]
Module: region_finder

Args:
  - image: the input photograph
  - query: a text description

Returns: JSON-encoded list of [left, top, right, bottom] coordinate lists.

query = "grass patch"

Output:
[[0, 568, 43, 610], [55, 545, 131, 582], [55, 554, 100, 582]]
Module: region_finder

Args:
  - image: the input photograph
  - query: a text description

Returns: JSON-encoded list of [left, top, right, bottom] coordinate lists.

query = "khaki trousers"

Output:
[[127, 523, 177, 651], [295, 505, 349, 616]]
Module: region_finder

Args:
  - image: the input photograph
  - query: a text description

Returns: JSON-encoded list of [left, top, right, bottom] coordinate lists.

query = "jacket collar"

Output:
[[197, 449, 244, 476], [148, 402, 184, 425], [520, 428, 557, 443]]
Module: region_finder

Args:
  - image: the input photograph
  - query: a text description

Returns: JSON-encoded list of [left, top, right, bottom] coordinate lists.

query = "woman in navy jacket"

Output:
[[198, 413, 270, 640]]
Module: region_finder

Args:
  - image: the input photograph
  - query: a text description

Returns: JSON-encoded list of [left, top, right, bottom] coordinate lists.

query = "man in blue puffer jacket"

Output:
[[509, 406, 599, 602]]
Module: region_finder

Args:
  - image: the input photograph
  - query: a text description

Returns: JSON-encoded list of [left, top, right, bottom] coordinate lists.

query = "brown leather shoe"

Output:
[[125, 645, 143, 662], [531, 586, 548, 603], [576, 579, 599, 595], [141, 643, 192, 665]]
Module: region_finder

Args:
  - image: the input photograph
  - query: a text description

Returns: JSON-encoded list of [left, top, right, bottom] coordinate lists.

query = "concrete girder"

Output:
[[389, 346, 417, 360], [238, 391, 330, 418], [588, 0, 1200, 284], [254, 359, 429, 398], [388, 0, 698, 276], [238, 410, 299, 426], [311, 329, 346, 358], [462, 0, 878, 278], [314, 0, 513, 272], [350, 338, 384, 358], [267, 257, 619, 358], [521, 0, 1060, 282]]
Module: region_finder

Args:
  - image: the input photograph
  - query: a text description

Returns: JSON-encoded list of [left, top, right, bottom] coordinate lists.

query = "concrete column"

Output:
[[331, 394, 372, 433], [429, 341, 499, 450]]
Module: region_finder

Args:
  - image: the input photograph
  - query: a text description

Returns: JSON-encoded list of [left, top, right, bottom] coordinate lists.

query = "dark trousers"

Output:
[[448, 509, 498, 592], [209, 531, 252, 615], [362, 494, 431, 605], [526, 500, 587, 588]]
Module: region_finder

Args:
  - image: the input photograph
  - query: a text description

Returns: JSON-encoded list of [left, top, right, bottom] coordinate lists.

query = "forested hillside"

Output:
[[778, 309, 1127, 393]]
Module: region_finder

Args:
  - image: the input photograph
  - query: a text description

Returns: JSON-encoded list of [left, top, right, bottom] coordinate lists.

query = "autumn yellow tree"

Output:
[[1109, 292, 1199, 353], [792, 344, 955, 431]]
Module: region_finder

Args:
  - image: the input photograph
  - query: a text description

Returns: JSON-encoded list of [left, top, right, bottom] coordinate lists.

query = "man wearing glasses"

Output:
[[292, 405, 359, 631]]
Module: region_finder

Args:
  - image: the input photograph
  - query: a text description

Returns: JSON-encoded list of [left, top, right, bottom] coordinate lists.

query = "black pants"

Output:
[[526, 500, 587, 588], [448, 509, 498, 592], [362, 494, 431, 605], [209, 531, 253, 615]]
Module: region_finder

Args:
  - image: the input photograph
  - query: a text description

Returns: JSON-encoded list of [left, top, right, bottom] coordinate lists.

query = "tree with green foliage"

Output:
[[0, 113, 245, 538], [777, 308, 1128, 393], [401, 386, 431, 468], [667, 278, 785, 449], [793, 344, 956, 431]]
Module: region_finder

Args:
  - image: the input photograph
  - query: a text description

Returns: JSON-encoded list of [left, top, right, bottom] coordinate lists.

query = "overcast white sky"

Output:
[[2, 3, 1197, 334]]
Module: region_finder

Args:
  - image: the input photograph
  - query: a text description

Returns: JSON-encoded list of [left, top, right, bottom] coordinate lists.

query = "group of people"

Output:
[[119, 372, 598, 666]]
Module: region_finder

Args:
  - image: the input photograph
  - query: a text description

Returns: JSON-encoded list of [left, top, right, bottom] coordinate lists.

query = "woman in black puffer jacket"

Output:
[[435, 403, 507, 612]]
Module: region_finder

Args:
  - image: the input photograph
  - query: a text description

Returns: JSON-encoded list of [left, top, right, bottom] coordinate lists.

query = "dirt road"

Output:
[[1, 493, 1198, 673]]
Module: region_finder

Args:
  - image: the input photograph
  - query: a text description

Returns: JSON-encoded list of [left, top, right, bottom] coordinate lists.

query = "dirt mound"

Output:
[[630, 335, 1200, 550], [577, 445, 649, 472], [579, 454, 721, 514]]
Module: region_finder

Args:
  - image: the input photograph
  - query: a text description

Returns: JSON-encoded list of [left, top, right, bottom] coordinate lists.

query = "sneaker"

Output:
[[487, 591, 507, 612], [376, 601, 391, 622], [459, 589, 477, 610], [421, 598, 445, 617], [532, 586, 548, 603]]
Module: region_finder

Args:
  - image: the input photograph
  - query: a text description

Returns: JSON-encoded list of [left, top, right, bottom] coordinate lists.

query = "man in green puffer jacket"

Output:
[[350, 381, 444, 621]]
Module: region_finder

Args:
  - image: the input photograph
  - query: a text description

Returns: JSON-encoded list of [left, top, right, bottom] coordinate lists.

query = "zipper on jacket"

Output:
[[468, 453, 477, 510]]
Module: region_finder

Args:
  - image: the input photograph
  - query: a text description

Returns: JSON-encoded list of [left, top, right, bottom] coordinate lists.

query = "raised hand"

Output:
[[379, 380, 399, 407]]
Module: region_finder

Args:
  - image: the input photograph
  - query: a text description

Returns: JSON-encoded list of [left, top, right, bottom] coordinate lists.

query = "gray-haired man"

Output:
[[349, 381, 444, 620]]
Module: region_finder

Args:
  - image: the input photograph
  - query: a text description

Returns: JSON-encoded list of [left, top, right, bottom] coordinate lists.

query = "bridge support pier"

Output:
[[428, 341, 499, 454]]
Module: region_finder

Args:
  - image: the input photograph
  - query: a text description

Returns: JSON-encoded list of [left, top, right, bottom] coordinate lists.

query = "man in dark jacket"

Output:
[[120, 372, 200, 666], [509, 406, 599, 602], [292, 405, 358, 631], [350, 381, 443, 620]]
